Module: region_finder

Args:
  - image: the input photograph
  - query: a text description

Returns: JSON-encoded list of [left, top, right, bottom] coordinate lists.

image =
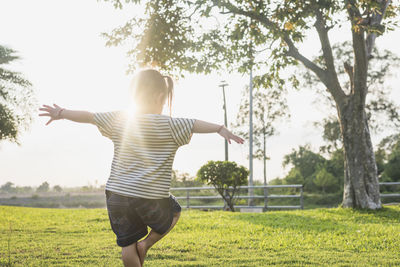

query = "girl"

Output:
[[39, 69, 244, 267]]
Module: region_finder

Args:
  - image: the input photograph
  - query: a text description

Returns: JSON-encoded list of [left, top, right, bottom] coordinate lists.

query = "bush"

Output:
[[197, 160, 249, 211], [314, 167, 338, 193]]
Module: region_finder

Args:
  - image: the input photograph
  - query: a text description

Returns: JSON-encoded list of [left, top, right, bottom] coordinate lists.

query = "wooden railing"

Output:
[[379, 182, 400, 199], [170, 184, 303, 210], [171, 182, 400, 211]]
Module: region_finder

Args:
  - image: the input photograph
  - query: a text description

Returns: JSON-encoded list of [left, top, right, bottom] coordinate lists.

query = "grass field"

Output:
[[1, 205, 399, 266]]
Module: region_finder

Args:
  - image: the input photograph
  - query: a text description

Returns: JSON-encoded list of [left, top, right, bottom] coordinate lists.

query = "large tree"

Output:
[[310, 42, 400, 154], [0, 45, 35, 144], [103, 0, 399, 209]]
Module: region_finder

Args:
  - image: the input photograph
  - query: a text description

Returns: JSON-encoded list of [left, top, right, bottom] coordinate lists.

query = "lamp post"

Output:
[[219, 80, 229, 161], [248, 21, 255, 206], [248, 66, 254, 206]]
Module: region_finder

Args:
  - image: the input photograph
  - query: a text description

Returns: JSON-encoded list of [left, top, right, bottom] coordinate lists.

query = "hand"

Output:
[[38, 104, 64, 126], [218, 127, 245, 144]]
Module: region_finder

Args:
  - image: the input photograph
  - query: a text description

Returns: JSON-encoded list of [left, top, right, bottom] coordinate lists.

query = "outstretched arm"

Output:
[[192, 119, 244, 144], [39, 104, 94, 125]]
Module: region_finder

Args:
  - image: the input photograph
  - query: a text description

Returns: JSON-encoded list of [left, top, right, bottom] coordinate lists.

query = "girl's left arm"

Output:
[[39, 104, 95, 125]]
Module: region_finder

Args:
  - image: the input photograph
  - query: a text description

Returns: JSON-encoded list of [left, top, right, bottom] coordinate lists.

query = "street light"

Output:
[[248, 65, 254, 206], [219, 80, 229, 161], [248, 22, 255, 206]]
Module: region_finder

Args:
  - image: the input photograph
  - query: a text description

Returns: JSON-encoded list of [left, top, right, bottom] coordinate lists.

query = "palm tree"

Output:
[[0, 45, 35, 144]]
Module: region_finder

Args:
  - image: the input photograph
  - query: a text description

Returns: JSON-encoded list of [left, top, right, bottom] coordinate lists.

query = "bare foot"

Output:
[[136, 241, 148, 266]]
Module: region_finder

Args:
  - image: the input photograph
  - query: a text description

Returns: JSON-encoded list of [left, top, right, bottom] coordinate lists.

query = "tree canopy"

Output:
[[309, 43, 400, 153], [197, 160, 249, 211], [0, 45, 36, 144]]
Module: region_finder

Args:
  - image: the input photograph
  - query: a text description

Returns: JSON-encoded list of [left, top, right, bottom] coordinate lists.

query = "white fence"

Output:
[[379, 182, 400, 199], [170, 182, 400, 211], [170, 184, 304, 210]]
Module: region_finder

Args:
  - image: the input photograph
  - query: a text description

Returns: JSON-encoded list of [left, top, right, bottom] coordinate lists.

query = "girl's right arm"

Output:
[[192, 119, 244, 144], [39, 104, 94, 125]]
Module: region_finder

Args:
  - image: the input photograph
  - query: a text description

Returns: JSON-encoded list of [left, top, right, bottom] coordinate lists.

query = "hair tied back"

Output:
[[162, 75, 174, 116]]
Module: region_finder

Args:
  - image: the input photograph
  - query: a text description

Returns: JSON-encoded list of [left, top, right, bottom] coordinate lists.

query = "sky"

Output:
[[0, 0, 399, 188]]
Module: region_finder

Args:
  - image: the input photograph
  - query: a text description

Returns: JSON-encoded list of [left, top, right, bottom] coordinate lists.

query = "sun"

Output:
[[124, 102, 138, 116]]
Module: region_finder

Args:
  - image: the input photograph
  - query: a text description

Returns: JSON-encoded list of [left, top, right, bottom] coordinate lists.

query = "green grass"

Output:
[[1, 205, 399, 266]]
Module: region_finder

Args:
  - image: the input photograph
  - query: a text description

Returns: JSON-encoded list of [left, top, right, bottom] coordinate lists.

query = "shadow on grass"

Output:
[[231, 211, 349, 233], [322, 205, 400, 224], [231, 205, 400, 233]]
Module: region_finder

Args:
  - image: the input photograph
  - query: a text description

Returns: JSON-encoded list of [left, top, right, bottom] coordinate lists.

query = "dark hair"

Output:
[[131, 69, 174, 116]]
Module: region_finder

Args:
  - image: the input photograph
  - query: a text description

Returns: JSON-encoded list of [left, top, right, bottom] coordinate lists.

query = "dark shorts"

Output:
[[105, 190, 181, 247]]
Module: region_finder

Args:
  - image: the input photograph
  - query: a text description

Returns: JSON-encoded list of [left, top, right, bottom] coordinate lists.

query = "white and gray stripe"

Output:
[[93, 111, 195, 199]]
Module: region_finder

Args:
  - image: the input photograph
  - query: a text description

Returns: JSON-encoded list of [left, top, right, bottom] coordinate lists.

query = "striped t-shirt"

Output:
[[93, 111, 196, 199]]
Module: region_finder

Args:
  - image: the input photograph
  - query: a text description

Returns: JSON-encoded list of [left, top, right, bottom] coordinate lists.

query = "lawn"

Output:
[[0, 205, 399, 266]]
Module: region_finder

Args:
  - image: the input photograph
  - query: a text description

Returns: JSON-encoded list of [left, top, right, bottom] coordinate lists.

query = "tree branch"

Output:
[[283, 38, 326, 81], [344, 62, 354, 93], [314, 9, 336, 72], [366, 0, 391, 59], [346, 0, 368, 103], [313, 9, 347, 103], [213, 1, 323, 72], [213, 0, 346, 106], [217, 187, 229, 206]]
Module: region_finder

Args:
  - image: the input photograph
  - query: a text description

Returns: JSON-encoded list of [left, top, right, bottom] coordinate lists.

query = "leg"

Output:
[[121, 242, 141, 267], [137, 212, 180, 266]]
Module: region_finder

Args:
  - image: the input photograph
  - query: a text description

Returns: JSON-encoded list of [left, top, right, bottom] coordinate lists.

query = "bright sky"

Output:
[[0, 0, 399, 188]]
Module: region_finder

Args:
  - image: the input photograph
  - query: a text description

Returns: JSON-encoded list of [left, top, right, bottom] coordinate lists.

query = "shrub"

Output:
[[314, 167, 338, 193], [197, 160, 249, 212]]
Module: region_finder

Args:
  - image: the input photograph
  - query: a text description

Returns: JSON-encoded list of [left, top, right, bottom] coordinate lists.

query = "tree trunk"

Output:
[[222, 189, 235, 212], [339, 96, 381, 209], [227, 199, 235, 212]]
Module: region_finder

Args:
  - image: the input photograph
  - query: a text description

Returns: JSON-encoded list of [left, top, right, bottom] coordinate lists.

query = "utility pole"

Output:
[[248, 19, 255, 206], [248, 67, 254, 206], [219, 80, 229, 161]]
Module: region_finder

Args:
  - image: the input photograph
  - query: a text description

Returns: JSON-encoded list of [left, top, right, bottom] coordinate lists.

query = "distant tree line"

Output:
[[0, 181, 106, 194], [269, 134, 400, 194], [3, 141, 399, 197], [171, 170, 204, 188], [0, 181, 64, 194]]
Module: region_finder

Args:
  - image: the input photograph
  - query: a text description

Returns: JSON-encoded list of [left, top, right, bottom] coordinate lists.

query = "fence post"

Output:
[[186, 189, 190, 209], [264, 186, 268, 211], [300, 185, 304, 209]]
